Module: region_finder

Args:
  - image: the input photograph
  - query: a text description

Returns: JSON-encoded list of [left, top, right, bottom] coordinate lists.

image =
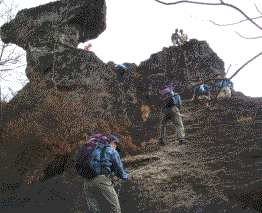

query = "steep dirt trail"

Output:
[[2, 99, 261, 213], [120, 137, 261, 213]]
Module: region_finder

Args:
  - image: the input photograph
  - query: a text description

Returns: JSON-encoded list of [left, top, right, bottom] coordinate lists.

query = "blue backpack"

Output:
[[195, 84, 209, 96], [76, 134, 110, 179], [161, 87, 182, 109]]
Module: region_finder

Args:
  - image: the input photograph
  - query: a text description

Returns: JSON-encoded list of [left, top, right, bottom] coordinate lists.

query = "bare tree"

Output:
[[155, 0, 262, 30], [0, 1, 28, 101], [0, 1, 26, 72]]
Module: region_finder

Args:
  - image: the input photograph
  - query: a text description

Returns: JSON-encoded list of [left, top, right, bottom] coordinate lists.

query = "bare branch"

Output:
[[0, 63, 26, 72], [235, 31, 262, 39], [229, 52, 262, 80], [209, 16, 262, 26], [154, 0, 262, 30], [154, 0, 222, 6], [225, 64, 232, 76], [254, 3, 262, 16]]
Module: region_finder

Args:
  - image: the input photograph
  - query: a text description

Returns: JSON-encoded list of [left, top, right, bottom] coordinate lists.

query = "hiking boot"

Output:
[[178, 139, 191, 145]]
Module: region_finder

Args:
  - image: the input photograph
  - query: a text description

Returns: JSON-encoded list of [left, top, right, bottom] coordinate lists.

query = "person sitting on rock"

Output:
[[171, 28, 182, 46], [179, 29, 188, 44], [83, 135, 128, 213], [159, 86, 190, 146], [216, 74, 234, 100], [84, 43, 92, 51], [192, 78, 211, 108]]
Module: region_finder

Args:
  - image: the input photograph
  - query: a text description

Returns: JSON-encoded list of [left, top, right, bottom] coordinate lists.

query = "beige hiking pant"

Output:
[[217, 87, 232, 99], [160, 106, 185, 140], [83, 175, 121, 213]]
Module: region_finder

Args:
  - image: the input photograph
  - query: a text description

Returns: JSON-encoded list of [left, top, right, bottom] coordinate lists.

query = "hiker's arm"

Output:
[[206, 86, 211, 99], [111, 151, 129, 180], [192, 94, 195, 100]]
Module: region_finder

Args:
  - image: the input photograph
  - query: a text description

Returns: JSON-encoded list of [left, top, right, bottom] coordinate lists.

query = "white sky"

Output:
[[1, 0, 262, 101]]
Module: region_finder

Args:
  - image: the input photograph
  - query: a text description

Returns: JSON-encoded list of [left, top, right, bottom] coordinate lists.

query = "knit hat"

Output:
[[108, 135, 119, 144]]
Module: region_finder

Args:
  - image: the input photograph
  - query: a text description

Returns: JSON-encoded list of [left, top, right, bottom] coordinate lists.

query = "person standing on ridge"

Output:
[[159, 85, 190, 146], [216, 74, 234, 100], [192, 77, 211, 108], [115, 64, 137, 104], [83, 135, 129, 213], [171, 28, 182, 46], [180, 29, 188, 44], [84, 43, 92, 51]]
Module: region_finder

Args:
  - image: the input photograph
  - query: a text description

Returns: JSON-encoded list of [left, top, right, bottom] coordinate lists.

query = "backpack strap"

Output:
[[99, 143, 107, 175]]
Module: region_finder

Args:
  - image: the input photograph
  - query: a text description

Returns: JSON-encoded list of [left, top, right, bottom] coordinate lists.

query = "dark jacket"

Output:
[[90, 142, 129, 180], [194, 84, 210, 96], [216, 79, 233, 92]]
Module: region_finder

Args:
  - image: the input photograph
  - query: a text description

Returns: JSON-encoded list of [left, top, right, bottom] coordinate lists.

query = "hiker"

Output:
[[216, 74, 234, 99], [115, 64, 127, 85], [192, 78, 211, 108], [171, 28, 182, 46], [159, 86, 190, 145], [84, 43, 92, 51], [179, 29, 188, 44], [115, 64, 137, 104], [80, 134, 128, 213]]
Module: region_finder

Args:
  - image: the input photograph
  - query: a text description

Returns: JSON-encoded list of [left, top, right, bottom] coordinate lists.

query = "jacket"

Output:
[[216, 79, 233, 92], [90, 142, 129, 180], [194, 84, 210, 96]]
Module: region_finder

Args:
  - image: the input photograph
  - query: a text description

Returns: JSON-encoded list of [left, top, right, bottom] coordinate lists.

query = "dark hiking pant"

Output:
[[83, 175, 121, 213], [160, 106, 185, 141]]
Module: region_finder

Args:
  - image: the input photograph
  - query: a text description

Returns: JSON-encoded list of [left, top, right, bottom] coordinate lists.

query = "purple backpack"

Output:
[[76, 134, 109, 179], [161, 87, 175, 100]]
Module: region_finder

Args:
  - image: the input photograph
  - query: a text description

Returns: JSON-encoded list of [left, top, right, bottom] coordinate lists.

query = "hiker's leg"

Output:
[[83, 180, 100, 212], [160, 112, 169, 139], [94, 175, 121, 213], [171, 106, 185, 140], [223, 87, 231, 98]]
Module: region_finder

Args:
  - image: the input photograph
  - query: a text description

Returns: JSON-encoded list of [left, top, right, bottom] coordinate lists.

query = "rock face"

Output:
[[0, 0, 106, 49], [138, 39, 225, 99], [0, 0, 106, 83]]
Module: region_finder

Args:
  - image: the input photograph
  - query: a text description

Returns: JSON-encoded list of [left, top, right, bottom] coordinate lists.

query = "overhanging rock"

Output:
[[0, 0, 106, 49]]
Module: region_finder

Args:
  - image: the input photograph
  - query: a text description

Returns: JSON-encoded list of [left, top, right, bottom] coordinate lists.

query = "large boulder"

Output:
[[0, 0, 106, 49]]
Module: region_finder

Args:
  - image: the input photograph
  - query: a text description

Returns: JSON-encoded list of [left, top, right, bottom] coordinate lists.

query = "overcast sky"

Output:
[[1, 0, 262, 100]]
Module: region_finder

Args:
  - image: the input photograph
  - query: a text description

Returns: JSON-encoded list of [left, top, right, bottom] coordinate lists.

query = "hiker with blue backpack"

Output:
[[115, 63, 137, 104], [191, 77, 211, 108], [159, 86, 190, 146], [216, 74, 234, 100], [76, 134, 128, 213]]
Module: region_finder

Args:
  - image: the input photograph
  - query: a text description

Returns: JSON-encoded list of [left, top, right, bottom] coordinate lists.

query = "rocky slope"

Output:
[[1, 0, 261, 212]]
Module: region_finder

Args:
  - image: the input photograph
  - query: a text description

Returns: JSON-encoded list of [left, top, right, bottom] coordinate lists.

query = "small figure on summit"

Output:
[[171, 28, 182, 46], [84, 43, 92, 51], [159, 85, 190, 145], [216, 74, 234, 100], [192, 77, 211, 108], [180, 29, 188, 44]]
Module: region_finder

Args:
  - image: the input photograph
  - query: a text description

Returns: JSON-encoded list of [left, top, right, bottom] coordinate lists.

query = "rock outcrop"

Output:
[[0, 0, 106, 49], [1, 1, 261, 212]]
